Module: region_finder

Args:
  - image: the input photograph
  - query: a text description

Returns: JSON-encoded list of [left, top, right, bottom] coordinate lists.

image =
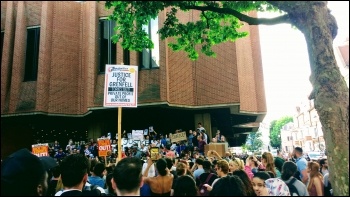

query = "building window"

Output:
[[140, 17, 159, 69], [123, 48, 130, 65], [24, 27, 40, 81], [98, 18, 116, 73]]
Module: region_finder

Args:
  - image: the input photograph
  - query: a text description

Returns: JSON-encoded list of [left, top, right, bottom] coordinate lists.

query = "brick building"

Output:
[[1, 1, 267, 157]]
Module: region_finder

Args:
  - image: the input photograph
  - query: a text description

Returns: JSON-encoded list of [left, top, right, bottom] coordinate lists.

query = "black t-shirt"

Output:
[[192, 134, 199, 147], [196, 172, 218, 187], [47, 179, 58, 196]]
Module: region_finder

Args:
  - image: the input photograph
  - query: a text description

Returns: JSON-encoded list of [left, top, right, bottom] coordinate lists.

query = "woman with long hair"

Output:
[[229, 158, 244, 172], [143, 157, 174, 196], [261, 152, 278, 177], [173, 175, 197, 196], [210, 175, 247, 196], [231, 170, 256, 196], [307, 161, 324, 196], [251, 172, 271, 196], [179, 159, 194, 178]]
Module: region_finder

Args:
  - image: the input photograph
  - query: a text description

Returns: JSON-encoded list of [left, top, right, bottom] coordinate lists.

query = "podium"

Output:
[[204, 143, 228, 157]]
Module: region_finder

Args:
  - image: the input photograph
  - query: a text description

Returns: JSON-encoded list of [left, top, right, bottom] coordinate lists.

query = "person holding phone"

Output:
[[143, 156, 174, 196]]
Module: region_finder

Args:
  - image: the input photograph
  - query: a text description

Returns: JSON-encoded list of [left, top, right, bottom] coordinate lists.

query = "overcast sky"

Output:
[[258, 1, 349, 123]]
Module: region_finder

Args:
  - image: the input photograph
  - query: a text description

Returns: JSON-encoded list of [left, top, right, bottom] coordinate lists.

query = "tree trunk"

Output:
[[296, 3, 349, 196]]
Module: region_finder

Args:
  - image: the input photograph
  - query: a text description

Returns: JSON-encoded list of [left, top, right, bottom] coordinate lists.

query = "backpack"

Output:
[[286, 178, 300, 196], [83, 184, 106, 196], [197, 173, 214, 196]]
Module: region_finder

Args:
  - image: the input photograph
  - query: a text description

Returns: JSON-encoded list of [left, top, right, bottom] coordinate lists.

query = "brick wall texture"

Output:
[[1, 1, 267, 115]]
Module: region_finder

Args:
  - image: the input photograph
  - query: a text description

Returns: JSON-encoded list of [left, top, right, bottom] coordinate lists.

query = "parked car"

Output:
[[307, 152, 323, 161]]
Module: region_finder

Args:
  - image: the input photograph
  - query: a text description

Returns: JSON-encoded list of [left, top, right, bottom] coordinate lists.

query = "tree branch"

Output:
[[183, 5, 291, 25], [201, 11, 211, 29]]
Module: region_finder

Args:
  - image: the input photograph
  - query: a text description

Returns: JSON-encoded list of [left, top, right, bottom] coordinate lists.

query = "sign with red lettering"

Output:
[[98, 138, 111, 157], [32, 143, 49, 157], [103, 65, 138, 107]]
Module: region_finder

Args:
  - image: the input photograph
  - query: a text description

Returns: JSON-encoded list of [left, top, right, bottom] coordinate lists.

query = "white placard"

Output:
[[103, 64, 138, 107], [132, 130, 144, 141]]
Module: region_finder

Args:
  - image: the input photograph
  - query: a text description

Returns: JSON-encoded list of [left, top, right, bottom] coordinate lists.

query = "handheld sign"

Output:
[[132, 130, 144, 141], [170, 131, 187, 143], [150, 147, 159, 161], [97, 138, 111, 157], [103, 64, 138, 107], [32, 143, 49, 157]]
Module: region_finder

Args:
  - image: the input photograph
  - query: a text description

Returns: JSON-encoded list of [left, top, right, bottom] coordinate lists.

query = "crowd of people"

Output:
[[1, 122, 333, 196]]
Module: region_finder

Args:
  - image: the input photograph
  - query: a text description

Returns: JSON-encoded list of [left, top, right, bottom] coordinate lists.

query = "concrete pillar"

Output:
[[88, 122, 102, 142]]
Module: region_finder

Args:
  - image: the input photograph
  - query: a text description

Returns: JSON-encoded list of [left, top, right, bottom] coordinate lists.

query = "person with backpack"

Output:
[[281, 161, 309, 196], [196, 161, 218, 196]]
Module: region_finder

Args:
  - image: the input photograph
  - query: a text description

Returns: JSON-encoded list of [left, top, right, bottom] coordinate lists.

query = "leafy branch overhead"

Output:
[[105, 1, 289, 60]]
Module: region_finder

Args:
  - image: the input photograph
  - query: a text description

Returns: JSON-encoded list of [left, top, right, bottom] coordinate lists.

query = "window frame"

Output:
[[24, 26, 40, 82], [140, 17, 160, 70], [98, 17, 117, 74]]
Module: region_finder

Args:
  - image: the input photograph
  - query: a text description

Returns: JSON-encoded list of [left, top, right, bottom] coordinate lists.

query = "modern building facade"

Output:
[[1, 1, 267, 157]]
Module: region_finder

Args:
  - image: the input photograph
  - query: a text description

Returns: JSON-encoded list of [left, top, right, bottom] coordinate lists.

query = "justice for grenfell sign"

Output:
[[103, 65, 138, 107]]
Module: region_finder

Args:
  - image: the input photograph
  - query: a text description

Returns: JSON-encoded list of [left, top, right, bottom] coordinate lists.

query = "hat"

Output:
[[39, 156, 59, 171], [1, 148, 57, 194]]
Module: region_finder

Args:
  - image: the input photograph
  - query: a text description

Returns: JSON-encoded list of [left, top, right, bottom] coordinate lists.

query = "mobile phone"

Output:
[[150, 147, 159, 161]]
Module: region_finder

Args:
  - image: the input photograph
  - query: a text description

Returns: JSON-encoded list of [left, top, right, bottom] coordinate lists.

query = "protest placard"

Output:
[[170, 131, 187, 143], [103, 65, 138, 107], [97, 138, 111, 157], [32, 143, 49, 157], [132, 130, 144, 141]]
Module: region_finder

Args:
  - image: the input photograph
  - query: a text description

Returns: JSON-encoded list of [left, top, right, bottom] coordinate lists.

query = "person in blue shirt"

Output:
[[160, 135, 167, 148], [88, 162, 106, 188], [188, 130, 194, 147], [293, 147, 309, 185]]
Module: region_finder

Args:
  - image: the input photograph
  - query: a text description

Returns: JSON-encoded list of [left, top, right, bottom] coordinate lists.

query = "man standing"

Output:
[[58, 154, 105, 196], [293, 147, 309, 185], [1, 148, 57, 196], [197, 122, 205, 132], [187, 130, 194, 147], [319, 158, 329, 176], [197, 135, 207, 155], [112, 157, 143, 196], [192, 130, 199, 149]]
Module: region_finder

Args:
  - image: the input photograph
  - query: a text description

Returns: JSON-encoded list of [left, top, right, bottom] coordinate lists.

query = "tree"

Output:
[[105, 1, 349, 195], [269, 116, 293, 148], [246, 131, 264, 152]]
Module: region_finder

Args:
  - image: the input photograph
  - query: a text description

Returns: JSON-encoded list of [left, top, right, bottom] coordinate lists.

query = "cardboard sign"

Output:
[[170, 131, 187, 143], [98, 138, 111, 157], [32, 143, 49, 157], [103, 64, 138, 107]]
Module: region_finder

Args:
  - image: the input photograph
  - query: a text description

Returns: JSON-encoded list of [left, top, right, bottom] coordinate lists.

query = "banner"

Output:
[[32, 143, 49, 157], [97, 138, 111, 157], [170, 131, 187, 143], [132, 130, 144, 141], [103, 64, 138, 107]]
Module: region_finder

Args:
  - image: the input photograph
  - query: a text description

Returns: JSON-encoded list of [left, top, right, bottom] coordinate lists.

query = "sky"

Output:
[[258, 1, 349, 124]]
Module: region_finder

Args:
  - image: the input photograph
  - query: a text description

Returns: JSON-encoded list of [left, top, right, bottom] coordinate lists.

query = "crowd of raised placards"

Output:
[[1, 123, 332, 196]]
